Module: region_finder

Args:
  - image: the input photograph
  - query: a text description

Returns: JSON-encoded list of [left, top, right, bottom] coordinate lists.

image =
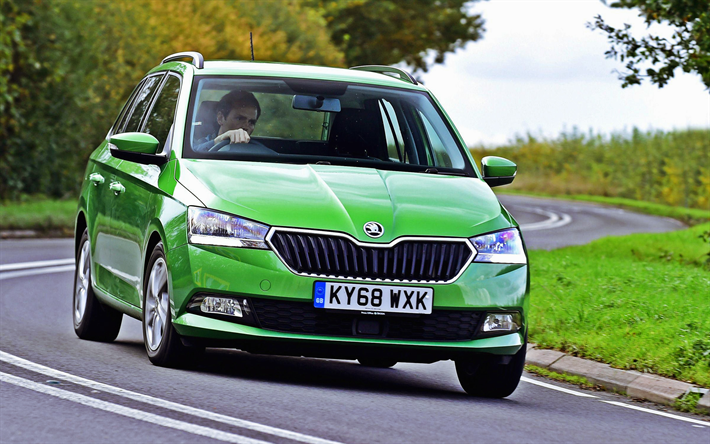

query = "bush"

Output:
[[470, 128, 710, 210]]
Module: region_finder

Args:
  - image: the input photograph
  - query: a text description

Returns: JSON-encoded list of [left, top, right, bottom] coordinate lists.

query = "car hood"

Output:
[[177, 159, 514, 243]]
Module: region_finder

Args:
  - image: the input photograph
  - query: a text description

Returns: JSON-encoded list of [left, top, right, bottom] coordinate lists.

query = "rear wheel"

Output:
[[455, 342, 526, 398], [357, 358, 397, 368], [143, 242, 203, 367], [73, 229, 123, 341]]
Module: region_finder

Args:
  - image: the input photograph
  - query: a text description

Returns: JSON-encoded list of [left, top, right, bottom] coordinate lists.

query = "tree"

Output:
[[308, 0, 485, 71], [0, 0, 488, 199], [589, 0, 710, 89], [0, 0, 345, 199]]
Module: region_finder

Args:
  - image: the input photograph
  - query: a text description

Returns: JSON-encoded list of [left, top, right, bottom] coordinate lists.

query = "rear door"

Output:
[[109, 73, 182, 308]]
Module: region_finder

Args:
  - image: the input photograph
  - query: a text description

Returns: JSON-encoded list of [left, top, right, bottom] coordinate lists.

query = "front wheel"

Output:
[[455, 342, 526, 398], [73, 229, 123, 341], [143, 242, 203, 367]]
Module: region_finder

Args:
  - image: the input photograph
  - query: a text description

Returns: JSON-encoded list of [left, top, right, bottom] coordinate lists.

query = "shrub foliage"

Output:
[[0, 0, 482, 199], [471, 128, 710, 210]]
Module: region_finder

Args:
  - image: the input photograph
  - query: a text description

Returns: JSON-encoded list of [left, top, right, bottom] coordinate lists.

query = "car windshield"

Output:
[[184, 77, 473, 176]]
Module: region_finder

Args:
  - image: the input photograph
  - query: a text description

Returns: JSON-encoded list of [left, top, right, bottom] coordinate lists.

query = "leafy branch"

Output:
[[588, 0, 710, 89]]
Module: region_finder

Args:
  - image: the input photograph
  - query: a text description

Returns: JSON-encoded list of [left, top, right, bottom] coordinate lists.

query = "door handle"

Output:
[[109, 182, 125, 195], [89, 173, 104, 186]]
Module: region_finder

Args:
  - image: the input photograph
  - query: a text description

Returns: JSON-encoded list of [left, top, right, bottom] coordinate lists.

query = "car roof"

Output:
[[152, 60, 428, 92]]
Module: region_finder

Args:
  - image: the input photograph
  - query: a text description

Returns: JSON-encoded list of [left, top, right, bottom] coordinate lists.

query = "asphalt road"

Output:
[[1, 196, 707, 443]]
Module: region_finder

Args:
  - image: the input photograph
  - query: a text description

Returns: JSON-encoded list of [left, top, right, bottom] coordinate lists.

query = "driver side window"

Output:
[[121, 74, 164, 133], [143, 75, 181, 151]]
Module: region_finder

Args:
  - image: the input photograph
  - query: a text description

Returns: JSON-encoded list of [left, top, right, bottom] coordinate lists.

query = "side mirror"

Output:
[[109, 132, 167, 165], [481, 156, 517, 187]]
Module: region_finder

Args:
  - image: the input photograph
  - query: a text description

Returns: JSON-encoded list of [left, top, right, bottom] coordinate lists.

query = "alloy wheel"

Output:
[[145, 258, 169, 351], [73, 240, 90, 327]]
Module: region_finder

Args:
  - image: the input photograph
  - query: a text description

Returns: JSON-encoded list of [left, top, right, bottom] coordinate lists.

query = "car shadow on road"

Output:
[[106, 339, 521, 404], [197, 348, 517, 403]]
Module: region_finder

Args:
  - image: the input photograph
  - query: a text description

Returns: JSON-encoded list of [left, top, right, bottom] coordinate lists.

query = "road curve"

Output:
[[1, 196, 707, 443], [497, 194, 685, 250]]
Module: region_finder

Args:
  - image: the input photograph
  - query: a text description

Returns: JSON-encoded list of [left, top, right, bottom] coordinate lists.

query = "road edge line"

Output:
[[0, 350, 343, 444], [0, 372, 271, 444]]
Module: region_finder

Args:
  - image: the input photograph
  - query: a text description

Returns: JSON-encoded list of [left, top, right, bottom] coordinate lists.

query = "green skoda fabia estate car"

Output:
[[74, 51, 528, 397]]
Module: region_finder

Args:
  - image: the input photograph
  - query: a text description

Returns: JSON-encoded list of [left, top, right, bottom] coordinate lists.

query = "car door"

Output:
[[108, 73, 182, 308], [87, 144, 125, 294], [89, 78, 148, 294], [94, 73, 165, 304]]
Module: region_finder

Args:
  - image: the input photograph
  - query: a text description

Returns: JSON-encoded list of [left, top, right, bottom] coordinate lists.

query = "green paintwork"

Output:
[[77, 58, 529, 361], [177, 159, 513, 243], [109, 132, 160, 154], [482, 156, 517, 178]]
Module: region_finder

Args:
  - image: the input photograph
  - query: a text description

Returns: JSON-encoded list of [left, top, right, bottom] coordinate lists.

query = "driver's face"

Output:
[[218, 104, 258, 135]]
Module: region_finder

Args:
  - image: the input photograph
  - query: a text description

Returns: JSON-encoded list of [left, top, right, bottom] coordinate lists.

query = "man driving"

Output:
[[194, 90, 261, 152]]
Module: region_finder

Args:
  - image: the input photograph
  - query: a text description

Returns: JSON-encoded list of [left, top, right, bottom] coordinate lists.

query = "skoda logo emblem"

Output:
[[363, 221, 384, 238]]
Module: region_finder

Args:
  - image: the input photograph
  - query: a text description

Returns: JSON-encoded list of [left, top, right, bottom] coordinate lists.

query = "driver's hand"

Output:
[[215, 129, 250, 144]]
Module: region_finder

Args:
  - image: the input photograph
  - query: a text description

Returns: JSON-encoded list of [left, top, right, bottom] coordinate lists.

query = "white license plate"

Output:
[[313, 281, 433, 314]]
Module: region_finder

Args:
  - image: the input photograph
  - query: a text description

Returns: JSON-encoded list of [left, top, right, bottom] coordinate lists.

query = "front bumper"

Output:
[[166, 243, 529, 360]]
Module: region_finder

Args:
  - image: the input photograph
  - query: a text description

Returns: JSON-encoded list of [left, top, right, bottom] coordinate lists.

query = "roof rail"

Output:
[[350, 65, 418, 85], [161, 51, 204, 69]]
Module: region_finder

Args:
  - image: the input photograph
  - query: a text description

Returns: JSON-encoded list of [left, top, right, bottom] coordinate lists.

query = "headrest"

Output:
[[330, 103, 386, 159], [193, 100, 219, 141]]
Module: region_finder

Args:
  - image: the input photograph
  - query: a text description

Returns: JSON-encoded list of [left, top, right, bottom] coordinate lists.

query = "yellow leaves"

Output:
[[698, 167, 710, 210], [470, 129, 709, 210], [660, 163, 684, 206]]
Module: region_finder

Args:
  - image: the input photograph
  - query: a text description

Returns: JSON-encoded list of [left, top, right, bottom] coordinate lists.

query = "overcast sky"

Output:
[[414, 0, 710, 146]]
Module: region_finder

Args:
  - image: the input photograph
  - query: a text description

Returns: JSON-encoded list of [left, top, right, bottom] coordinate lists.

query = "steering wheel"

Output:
[[207, 139, 231, 152], [206, 139, 279, 156]]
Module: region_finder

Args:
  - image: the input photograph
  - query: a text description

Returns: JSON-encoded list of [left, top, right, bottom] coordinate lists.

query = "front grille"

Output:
[[251, 298, 482, 341], [269, 231, 473, 283]]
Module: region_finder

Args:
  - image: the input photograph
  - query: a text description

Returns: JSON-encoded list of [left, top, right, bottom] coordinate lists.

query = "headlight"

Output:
[[188, 207, 270, 249], [469, 228, 526, 264]]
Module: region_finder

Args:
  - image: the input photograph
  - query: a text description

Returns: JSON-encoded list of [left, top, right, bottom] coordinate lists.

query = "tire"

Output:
[[357, 358, 397, 368], [455, 342, 526, 398], [143, 242, 203, 367], [73, 229, 123, 341]]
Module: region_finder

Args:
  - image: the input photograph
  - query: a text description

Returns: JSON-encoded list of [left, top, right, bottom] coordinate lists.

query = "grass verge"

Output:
[[528, 223, 710, 387], [524, 365, 596, 389], [674, 392, 705, 415], [0, 197, 76, 236], [496, 189, 710, 226]]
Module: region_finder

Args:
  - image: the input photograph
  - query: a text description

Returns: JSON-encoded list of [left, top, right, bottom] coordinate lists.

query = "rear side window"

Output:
[[123, 75, 164, 133], [143, 75, 181, 150]]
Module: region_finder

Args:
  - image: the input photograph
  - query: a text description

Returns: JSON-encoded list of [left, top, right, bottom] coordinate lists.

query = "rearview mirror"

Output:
[[292, 95, 341, 113], [109, 132, 167, 165], [481, 156, 517, 187]]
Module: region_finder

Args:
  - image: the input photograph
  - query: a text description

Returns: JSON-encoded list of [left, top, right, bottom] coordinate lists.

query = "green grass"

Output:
[[528, 223, 710, 387], [0, 197, 77, 235], [674, 392, 706, 415], [524, 365, 596, 388], [496, 189, 710, 226]]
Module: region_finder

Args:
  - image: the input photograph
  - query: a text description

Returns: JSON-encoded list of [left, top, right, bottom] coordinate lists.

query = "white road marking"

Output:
[[0, 351, 343, 444], [0, 258, 74, 272], [600, 401, 709, 427], [522, 376, 710, 427], [520, 376, 598, 398], [518, 208, 572, 231], [0, 372, 271, 444], [0, 265, 75, 281]]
